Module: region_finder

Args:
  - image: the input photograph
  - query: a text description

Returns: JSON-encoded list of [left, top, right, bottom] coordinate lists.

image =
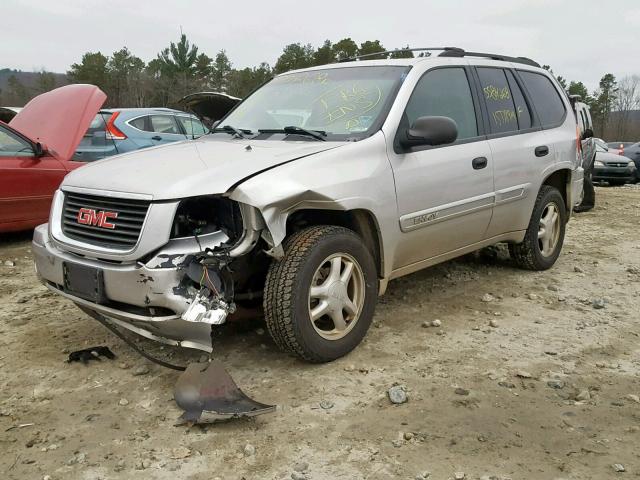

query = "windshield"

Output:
[[220, 66, 410, 140]]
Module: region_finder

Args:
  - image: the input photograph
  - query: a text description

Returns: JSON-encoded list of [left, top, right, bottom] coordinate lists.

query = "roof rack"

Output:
[[339, 47, 461, 62], [340, 47, 540, 68]]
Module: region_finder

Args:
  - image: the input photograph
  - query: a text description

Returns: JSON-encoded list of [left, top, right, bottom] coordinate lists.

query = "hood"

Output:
[[175, 92, 240, 129], [63, 136, 344, 200], [9, 84, 106, 162], [596, 151, 629, 162]]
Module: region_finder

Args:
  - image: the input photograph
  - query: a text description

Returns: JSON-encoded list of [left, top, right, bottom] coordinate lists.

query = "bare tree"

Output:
[[613, 75, 640, 140]]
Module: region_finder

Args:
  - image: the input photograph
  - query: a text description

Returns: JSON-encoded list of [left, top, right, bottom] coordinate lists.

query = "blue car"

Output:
[[72, 108, 210, 162]]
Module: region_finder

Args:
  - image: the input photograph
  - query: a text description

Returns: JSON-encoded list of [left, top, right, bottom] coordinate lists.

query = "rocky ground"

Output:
[[1, 185, 639, 480]]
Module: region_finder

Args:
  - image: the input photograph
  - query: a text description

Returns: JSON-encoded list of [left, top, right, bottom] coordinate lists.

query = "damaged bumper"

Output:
[[32, 223, 231, 352]]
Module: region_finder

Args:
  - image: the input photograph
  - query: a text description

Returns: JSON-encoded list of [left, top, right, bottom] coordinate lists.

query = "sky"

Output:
[[3, 0, 639, 92]]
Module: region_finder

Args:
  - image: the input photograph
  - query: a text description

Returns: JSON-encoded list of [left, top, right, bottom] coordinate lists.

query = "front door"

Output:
[[0, 124, 66, 230], [388, 66, 495, 268]]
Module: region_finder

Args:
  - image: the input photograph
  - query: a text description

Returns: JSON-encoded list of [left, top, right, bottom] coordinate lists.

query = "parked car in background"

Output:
[[72, 108, 210, 162], [0, 107, 21, 123], [593, 140, 637, 185], [1, 85, 105, 232], [606, 141, 634, 157], [616, 142, 640, 180], [176, 92, 240, 129]]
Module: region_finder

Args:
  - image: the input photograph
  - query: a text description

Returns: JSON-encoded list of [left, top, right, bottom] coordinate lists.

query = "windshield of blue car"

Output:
[[218, 66, 410, 140]]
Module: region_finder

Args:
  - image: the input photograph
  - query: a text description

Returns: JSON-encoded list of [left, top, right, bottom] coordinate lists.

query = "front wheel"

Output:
[[509, 185, 567, 270], [263, 226, 377, 363]]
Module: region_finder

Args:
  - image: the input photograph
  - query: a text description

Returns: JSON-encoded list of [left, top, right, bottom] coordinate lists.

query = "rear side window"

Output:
[[129, 116, 150, 132], [518, 71, 566, 127], [505, 70, 532, 130], [477, 68, 518, 134], [149, 115, 180, 134], [404, 67, 478, 141]]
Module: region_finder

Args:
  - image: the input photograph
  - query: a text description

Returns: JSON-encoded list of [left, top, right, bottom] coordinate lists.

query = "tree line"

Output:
[[1, 34, 638, 140]]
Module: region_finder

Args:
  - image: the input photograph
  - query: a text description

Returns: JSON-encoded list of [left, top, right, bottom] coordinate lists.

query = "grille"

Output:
[[61, 192, 150, 249], [605, 162, 629, 168]]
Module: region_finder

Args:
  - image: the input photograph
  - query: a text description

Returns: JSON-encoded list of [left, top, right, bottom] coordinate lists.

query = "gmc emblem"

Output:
[[76, 208, 118, 229]]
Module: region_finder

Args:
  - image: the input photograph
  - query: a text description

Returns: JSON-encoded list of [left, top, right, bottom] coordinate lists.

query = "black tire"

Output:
[[509, 185, 567, 271], [263, 225, 377, 363], [608, 180, 625, 186]]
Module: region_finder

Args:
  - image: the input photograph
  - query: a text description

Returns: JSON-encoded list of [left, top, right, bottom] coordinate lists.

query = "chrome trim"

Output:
[[62, 186, 153, 201], [399, 192, 495, 232], [495, 183, 531, 205]]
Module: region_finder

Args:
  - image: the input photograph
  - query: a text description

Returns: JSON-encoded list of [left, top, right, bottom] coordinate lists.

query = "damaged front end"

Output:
[[34, 195, 269, 352], [33, 193, 276, 420]]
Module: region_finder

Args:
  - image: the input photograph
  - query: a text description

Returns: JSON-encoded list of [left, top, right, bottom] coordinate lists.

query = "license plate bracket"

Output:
[[63, 262, 106, 304]]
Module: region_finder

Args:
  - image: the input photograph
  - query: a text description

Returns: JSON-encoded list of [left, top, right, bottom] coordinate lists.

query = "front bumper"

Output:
[[33, 223, 229, 352], [593, 165, 637, 183]]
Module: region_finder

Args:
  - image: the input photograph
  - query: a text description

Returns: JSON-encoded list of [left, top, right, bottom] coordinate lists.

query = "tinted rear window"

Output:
[[518, 71, 566, 127], [477, 68, 518, 134]]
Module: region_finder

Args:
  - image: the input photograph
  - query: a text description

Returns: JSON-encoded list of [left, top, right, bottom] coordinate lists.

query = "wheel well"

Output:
[[286, 209, 383, 277], [542, 169, 570, 212]]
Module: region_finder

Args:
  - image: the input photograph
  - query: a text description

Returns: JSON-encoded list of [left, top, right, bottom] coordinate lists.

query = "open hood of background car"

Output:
[[9, 84, 106, 162], [175, 92, 241, 129]]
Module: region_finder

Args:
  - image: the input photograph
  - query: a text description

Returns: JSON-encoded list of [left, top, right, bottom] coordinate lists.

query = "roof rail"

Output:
[[339, 47, 540, 68], [438, 49, 540, 67], [338, 47, 463, 62]]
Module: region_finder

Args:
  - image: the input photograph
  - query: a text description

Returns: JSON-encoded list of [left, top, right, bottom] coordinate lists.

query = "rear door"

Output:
[[148, 114, 187, 145], [175, 115, 208, 138], [474, 66, 545, 237], [0, 124, 66, 230], [387, 66, 495, 268]]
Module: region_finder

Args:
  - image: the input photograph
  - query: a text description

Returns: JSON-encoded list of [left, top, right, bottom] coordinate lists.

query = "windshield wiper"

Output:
[[259, 126, 327, 141], [211, 125, 253, 138]]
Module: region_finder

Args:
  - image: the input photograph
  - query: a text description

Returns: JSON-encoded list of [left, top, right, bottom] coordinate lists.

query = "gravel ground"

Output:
[[1, 186, 639, 480]]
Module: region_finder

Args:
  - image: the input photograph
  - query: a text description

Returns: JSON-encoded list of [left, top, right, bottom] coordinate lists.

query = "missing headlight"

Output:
[[171, 196, 242, 240]]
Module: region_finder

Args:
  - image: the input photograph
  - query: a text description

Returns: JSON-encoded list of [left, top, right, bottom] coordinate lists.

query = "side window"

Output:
[[129, 116, 150, 132], [0, 125, 33, 157], [518, 71, 566, 127], [404, 67, 478, 141], [149, 115, 180, 134], [505, 70, 532, 130], [177, 116, 207, 137], [477, 68, 518, 134]]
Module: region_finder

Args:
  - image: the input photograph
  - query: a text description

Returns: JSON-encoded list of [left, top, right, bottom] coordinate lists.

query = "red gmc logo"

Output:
[[76, 208, 118, 229]]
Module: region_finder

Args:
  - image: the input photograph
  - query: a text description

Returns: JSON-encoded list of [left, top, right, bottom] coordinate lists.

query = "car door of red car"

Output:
[[0, 123, 67, 231]]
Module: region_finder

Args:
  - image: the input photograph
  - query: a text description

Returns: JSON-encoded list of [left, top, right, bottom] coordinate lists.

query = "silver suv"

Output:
[[33, 48, 583, 363]]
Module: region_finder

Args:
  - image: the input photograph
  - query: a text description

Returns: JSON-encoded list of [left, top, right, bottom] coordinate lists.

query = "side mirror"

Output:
[[34, 142, 47, 157], [582, 128, 594, 140], [400, 116, 458, 149]]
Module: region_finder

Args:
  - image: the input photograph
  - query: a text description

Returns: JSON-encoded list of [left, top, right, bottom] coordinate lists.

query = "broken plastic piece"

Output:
[[174, 361, 276, 422], [181, 289, 230, 325], [66, 346, 115, 364]]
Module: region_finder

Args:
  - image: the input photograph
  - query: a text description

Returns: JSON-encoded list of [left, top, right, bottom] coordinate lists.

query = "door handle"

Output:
[[151, 135, 162, 141], [535, 145, 549, 157], [472, 156, 488, 170]]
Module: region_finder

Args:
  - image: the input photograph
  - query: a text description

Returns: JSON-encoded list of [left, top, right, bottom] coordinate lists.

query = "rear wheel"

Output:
[[263, 226, 377, 363], [608, 180, 625, 186], [509, 185, 566, 270]]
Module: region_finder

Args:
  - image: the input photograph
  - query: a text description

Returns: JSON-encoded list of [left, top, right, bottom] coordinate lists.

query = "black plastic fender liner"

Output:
[[174, 362, 276, 422]]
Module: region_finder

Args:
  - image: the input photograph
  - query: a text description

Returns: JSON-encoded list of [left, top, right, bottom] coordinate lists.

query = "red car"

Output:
[[0, 84, 106, 232]]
